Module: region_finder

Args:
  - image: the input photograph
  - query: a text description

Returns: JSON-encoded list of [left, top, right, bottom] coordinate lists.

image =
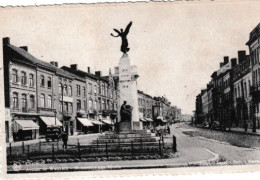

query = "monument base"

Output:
[[133, 121, 142, 130], [119, 122, 131, 132]]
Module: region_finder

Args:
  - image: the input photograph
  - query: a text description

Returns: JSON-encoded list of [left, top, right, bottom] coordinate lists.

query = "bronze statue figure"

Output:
[[120, 101, 132, 122], [111, 21, 132, 54]]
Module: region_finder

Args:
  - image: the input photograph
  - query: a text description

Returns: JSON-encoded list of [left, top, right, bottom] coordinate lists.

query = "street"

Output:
[[170, 123, 260, 163]]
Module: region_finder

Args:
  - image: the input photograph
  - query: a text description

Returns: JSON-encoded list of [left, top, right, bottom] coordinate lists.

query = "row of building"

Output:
[[3, 37, 182, 142], [195, 23, 260, 132]]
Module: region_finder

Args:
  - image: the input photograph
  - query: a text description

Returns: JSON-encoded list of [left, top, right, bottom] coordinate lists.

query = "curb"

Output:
[[195, 136, 260, 151]]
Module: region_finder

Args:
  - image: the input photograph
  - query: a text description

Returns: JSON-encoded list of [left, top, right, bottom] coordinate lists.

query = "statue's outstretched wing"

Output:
[[113, 28, 121, 34], [124, 21, 132, 35]]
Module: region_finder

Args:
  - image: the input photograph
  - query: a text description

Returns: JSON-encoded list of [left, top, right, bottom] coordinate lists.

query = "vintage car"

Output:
[[45, 126, 62, 142]]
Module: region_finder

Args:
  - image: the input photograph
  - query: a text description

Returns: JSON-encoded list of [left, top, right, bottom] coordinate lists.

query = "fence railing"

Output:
[[7, 135, 177, 163]]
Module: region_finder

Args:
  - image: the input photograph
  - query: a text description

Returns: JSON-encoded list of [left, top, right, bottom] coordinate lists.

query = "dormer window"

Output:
[[40, 75, 45, 87]]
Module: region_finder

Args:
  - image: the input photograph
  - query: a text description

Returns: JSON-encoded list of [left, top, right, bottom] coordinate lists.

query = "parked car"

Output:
[[45, 126, 62, 142], [211, 121, 220, 130], [203, 121, 210, 128]]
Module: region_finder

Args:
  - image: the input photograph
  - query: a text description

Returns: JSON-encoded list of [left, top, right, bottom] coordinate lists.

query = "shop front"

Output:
[[13, 120, 39, 141]]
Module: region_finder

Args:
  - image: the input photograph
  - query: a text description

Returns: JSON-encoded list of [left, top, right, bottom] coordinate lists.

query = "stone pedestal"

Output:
[[118, 54, 141, 131]]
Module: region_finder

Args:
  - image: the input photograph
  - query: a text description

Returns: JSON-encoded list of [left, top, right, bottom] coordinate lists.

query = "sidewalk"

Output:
[[230, 127, 260, 136], [7, 147, 219, 173], [6, 133, 102, 147]]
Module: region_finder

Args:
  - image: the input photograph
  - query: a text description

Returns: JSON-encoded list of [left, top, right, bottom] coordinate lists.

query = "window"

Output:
[[12, 69, 18, 83], [110, 90, 113, 98], [89, 99, 93, 111], [244, 82, 247, 98], [94, 85, 97, 94], [21, 71, 26, 85], [83, 87, 86, 97], [47, 77, 51, 89], [64, 102, 68, 112], [76, 85, 80, 96], [12, 92, 18, 109], [30, 95, 35, 109], [83, 100, 86, 110], [29, 74, 34, 87], [21, 94, 27, 111], [64, 85, 68, 96], [101, 100, 105, 110], [77, 100, 81, 111], [89, 83, 92, 94], [47, 95, 52, 108], [102, 84, 105, 95], [68, 103, 73, 113], [59, 83, 62, 95], [110, 102, 113, 110], [40, 75, 45, 87], [68, 85, 72, 96], [59, 102, 62, 112], [94, 100, 97, 110], [40, 94, 45, 107]]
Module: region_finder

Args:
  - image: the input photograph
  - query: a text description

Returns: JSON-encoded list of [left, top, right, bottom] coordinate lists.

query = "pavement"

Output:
[[7, 123, 260, 173], [7, 125, 220, 173]]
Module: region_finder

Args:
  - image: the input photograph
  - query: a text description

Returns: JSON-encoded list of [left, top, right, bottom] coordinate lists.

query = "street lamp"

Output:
[[53, 109, 57, 126]]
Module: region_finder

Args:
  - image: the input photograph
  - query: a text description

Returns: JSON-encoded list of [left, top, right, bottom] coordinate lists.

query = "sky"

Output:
[[1, 0, 260, 114]]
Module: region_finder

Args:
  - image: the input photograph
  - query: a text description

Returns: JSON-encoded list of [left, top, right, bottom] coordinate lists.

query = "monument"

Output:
[[91, 22, 159, 152], [111, 21, 141, 131]]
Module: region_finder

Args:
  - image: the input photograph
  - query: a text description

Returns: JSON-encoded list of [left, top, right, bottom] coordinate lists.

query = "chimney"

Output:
[[114, 66, 119, 74], [238, 50, 246, 63], [95, 71, 102, 77], [220, 62, 224, 68], [20, 46, 28, 52], [3, 37, 10, 45], [70, 64, 78, 71], [231, 58, 237, 68], [223, 56, 229, 65], [50, 61, 58, 67], [87, 67, 90, 73]]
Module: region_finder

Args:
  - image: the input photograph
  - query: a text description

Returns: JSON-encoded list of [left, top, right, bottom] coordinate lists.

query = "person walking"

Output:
[[61, 131, 68, 150]]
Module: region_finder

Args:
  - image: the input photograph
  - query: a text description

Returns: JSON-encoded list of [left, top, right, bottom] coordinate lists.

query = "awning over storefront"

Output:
[[40, 116, 62, 127], [13, 120, 39, 133], [77, 118, 94, 127], [102, 118, 114, 125], [140, 118, 147, 122], [157, 116, 167, 122], [145, 118, 153, 122], [90, 120, 104, 125]]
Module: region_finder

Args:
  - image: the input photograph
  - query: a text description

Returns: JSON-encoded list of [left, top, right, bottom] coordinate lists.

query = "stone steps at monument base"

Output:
[[104, 129, 151, 135], [93, 137, 158, 143], [81, 141, 161, 149], [98, 133, 153, 139]]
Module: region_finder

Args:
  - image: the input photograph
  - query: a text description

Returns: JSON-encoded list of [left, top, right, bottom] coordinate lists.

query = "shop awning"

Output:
[[145, 118, 153, 122], [77, 118, 94, 127], [13, 120, 39, 133], [40, 116, 62, 127], [90, 120, 104, 125], [140, 118, 147, 122], [157, 116, 167, 122], [102, 118, 114, 125]]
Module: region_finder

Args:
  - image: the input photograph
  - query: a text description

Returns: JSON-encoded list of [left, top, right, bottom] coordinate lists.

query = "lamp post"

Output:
[[53, 109, 57, 126]]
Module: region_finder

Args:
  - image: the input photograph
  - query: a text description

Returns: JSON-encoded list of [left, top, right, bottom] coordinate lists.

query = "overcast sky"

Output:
[[1, 1, 260, 114]]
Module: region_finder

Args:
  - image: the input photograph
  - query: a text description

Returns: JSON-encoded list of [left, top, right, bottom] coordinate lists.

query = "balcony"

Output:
[[250, 82, 260, 97], [22, 107, 28, 113], [63, 111, 73, 117]]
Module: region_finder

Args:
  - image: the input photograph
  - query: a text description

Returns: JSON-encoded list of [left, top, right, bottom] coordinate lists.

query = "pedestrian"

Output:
[[167, 125, 171, 134], [61, 131, 68, 150]]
